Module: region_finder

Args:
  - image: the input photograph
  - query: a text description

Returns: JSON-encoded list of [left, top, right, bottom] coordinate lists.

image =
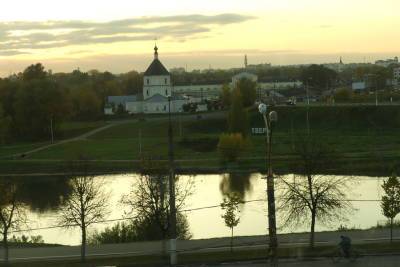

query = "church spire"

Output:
[[244, 54, 248, 69], [154, 44, 159, 60], [340, 56, 343, 64]]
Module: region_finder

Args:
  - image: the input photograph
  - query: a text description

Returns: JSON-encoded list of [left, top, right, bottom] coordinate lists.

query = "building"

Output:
[[352, 81, 367, 91], [394, 67, 400, 80], [375, 57, 399, 67], [105, 46, 187, 114], [173, 84, 222, 100]]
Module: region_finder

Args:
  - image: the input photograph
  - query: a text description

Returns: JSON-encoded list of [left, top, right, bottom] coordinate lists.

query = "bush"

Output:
[[218, 133, 248, 162], [88, 213, 191, 245]]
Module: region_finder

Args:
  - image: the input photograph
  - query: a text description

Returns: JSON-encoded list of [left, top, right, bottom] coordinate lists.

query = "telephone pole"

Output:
[[167, 96, 177, 265]]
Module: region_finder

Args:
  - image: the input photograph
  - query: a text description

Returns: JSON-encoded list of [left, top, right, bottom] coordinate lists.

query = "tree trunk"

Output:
[[231, 227, 233, 253], [81, 226, 86, 263], [390, 218, 393, 243], [310, 211, 316, 249], [3, 231, 8, 265]]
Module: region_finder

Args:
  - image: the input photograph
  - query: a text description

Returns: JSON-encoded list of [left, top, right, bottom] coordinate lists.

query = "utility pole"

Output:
[[306, 80, 310, 135], [50, 116, 54, 144], [167, 96, 177, 265], [258, 104, 278, 267], [139, 129, 142, 156], [375, 76, 378, 106]]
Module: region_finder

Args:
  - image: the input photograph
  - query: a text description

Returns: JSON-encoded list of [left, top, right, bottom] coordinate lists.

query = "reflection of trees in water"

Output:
[[2, 176, 72, 212], [219, 173, 253, 200]]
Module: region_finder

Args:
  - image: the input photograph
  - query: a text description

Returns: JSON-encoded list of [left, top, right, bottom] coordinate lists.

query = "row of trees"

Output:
[[0, 64, 145, 142]]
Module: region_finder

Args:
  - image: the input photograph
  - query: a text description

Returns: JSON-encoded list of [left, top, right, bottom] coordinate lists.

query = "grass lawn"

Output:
[[2, 106, 400, 175]]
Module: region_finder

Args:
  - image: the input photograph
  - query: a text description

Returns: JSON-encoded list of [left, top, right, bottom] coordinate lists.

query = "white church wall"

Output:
[[125, 102, 143, 114]]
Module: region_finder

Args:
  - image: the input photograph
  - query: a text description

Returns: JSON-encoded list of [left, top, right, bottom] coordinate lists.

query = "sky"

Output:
[[0, 0, 400, 76]]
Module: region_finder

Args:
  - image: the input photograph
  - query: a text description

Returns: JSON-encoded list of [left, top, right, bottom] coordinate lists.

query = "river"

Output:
[[15, 173, 387, 245]]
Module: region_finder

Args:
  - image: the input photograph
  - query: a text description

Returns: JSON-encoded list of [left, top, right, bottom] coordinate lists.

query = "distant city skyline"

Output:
[[1, 0, 399, 76]]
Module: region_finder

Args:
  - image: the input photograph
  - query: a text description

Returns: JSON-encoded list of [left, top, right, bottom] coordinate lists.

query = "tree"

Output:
[[220, 84, 231, 107], [121, 160, 193, 249], [237, 78, 257, 107], [381, 174, 400, 242], [221, 193, 243, 252], [301, 65, 337, 94], [0, 104, 11, 144], [14, 79, 71, 140], [0, 179, 27, 264], [22, 63, 47, 81], [70, 88, 102, 120], [278, 135, 352, 248], [227, 88, 249, 136], [217, 133, 248, 163], [58, 170, 109, 262]]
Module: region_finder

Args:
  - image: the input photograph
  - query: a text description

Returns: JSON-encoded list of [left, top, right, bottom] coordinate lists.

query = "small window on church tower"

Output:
[[165, 89, 168, 95], [165, 78, 168, 84], [147, 79, 149, 85], [146, 90, 149, 96]]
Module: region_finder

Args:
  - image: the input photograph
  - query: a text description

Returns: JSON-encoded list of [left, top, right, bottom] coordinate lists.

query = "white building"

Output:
[[352, 81, 367, 90], [107, 46, 187, 114]]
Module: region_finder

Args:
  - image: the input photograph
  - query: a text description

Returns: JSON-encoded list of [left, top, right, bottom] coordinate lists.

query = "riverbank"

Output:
[[1, 106, 399, 176], [0, 155, 396, 176]]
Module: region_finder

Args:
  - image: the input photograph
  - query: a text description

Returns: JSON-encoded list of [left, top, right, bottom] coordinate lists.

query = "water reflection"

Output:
[[0, 174, 389, 246], [219, 173, 253, 200], [18, 176, 72, 212], [0, 176, 71, 212]]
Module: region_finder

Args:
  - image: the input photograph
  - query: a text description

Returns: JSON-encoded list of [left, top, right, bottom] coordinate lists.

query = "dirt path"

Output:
[[6, 121, 127, 159], [5, 111, 227, 159]]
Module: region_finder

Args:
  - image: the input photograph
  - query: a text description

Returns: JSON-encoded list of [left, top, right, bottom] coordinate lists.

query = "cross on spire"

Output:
[[154, 38, 158, 59]]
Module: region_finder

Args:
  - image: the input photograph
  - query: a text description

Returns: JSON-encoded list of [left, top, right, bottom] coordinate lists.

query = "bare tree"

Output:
[[121, 159, 193, 244], [58, 175, 109, 262], [0, 179, 27, 264], [278, 135, 353, 248]]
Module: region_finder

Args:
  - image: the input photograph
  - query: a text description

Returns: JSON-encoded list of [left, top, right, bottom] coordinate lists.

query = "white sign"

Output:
[[251, 127, 266, 134]]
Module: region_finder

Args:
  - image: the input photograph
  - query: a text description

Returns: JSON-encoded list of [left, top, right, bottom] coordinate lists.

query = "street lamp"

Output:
[[167, 95, 177, 265], [258, 103, 278, 266]]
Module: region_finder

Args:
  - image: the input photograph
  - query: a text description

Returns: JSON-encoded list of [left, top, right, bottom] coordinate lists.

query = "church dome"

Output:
[[144, 45, 170, 76]]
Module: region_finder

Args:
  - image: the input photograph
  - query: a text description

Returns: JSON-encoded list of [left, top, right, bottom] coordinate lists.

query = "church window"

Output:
[[164, 105, 166, 111], [165, 78, 168, 84], [147, 79, 149, 85], [165, 89, 168, 95], [146, 90, 149, 96]]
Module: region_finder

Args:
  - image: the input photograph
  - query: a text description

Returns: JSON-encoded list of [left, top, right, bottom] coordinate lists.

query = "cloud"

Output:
[[0, 14, 254, 56], [0, 50, 30, 56]]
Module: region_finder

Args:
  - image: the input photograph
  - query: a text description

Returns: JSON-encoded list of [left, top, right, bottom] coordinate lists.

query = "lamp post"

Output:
[[167, 95, 177, 265], [258, 103, 278, 266]]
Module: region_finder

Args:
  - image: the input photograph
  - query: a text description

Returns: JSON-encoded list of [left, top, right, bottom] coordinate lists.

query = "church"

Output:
[[107, 46, 187, 114]]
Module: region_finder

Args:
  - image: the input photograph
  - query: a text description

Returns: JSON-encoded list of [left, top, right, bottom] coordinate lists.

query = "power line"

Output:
[[10, 197, 382, 234]]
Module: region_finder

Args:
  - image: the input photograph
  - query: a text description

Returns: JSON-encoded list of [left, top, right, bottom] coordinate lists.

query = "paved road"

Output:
[[203, 255, 400, 267], [1, 229, 399, 263]]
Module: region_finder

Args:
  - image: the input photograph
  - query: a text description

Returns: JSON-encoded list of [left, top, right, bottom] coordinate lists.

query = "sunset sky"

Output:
[[1, 0, 399, 76]]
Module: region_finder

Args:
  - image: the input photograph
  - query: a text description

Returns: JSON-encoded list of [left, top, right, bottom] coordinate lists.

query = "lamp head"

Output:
[[269, 111, 278, 122], [258, 103, 267, 115]]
